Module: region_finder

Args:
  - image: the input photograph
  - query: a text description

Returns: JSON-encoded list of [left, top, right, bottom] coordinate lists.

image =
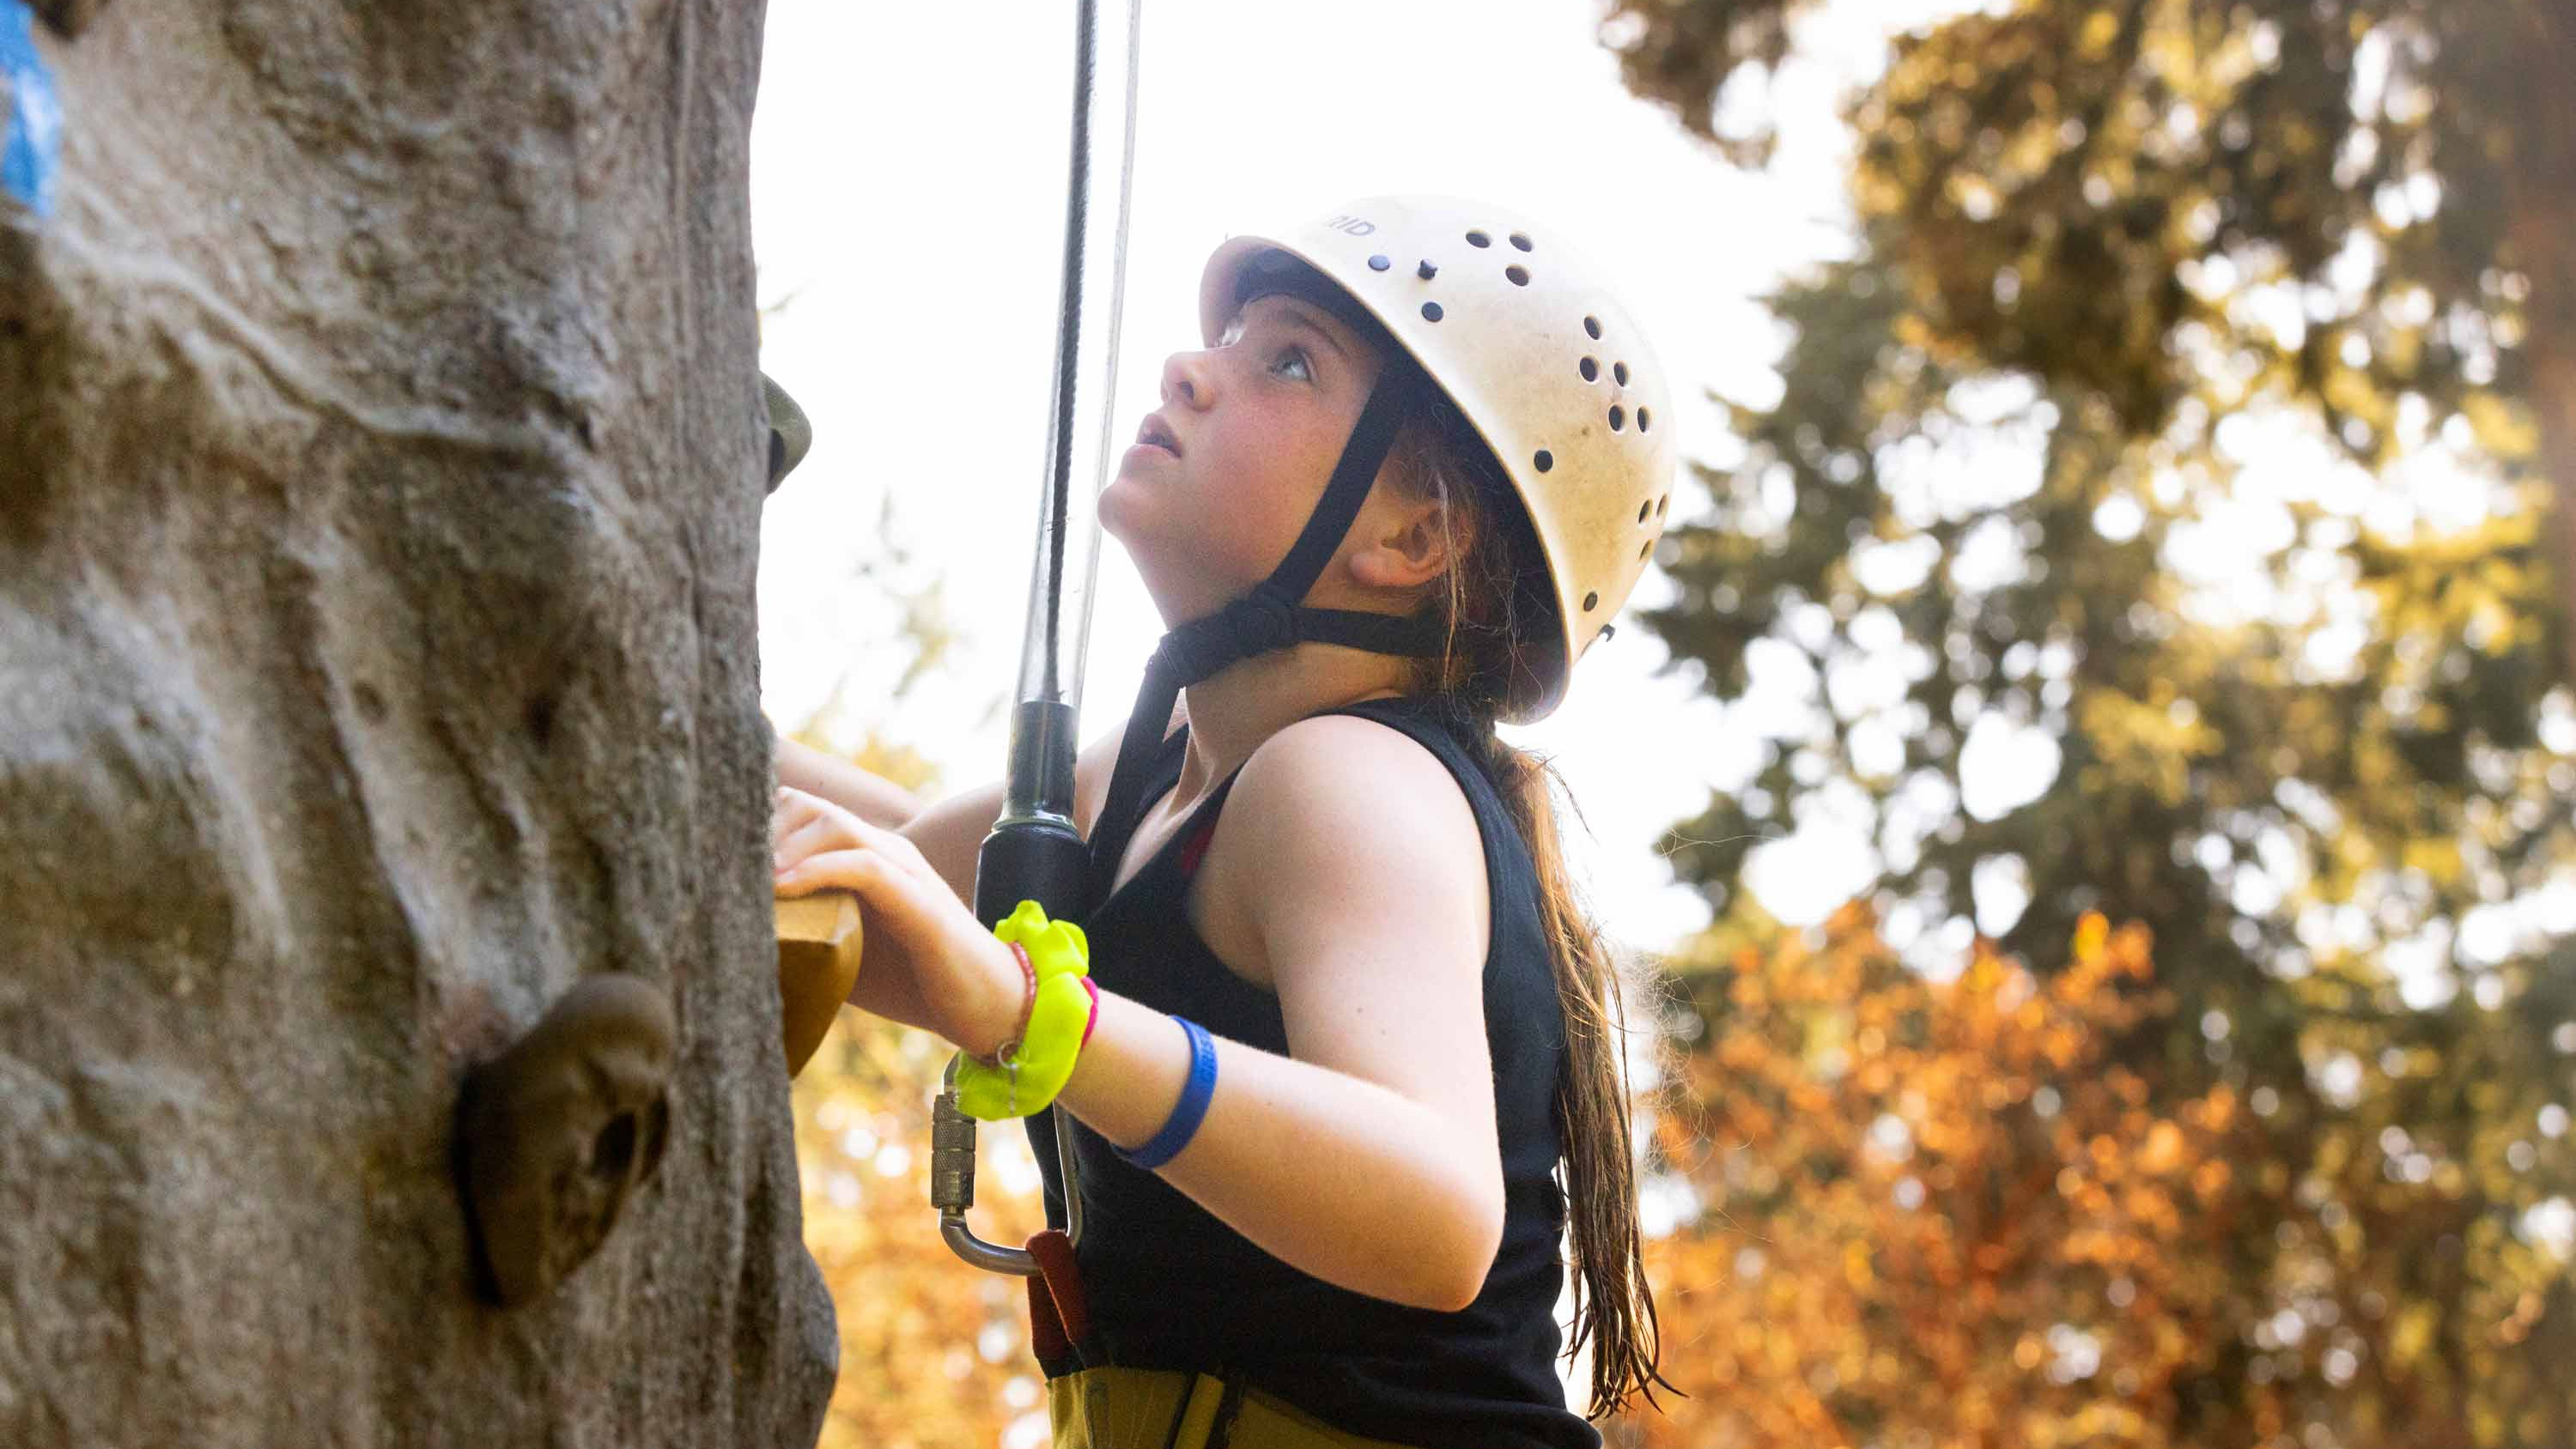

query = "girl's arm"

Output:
[[778, 724, 1136, 906], [775, 734, 926, 830], [775, 714, 1506, 1313]]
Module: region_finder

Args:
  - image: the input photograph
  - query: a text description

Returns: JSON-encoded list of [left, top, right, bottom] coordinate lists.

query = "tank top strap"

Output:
[[1301, 695, 1505, 823], [1081, 721, 1193, 921], [1090, 695, 1500, 906]]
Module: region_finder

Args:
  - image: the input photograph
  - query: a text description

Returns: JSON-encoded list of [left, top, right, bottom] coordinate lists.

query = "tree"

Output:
[[1631, 909, 2575, 1449], [1, 3, 835, 1444], [1610, 0, 2576, 681], [793, 1016, 1051, 1449], [1608, 0, 2572, 1019], [1602, 0, 2576, 1442]]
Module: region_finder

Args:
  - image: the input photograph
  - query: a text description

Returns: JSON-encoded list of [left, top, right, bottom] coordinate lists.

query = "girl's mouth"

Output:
[[1134, 415, 1182, 457]]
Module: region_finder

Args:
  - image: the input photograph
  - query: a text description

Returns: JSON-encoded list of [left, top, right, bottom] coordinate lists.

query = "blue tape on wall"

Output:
[[2, 0, 64, 218]]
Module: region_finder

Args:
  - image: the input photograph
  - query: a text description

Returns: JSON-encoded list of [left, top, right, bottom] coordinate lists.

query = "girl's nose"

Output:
[[1161, 349, 1214, 410]]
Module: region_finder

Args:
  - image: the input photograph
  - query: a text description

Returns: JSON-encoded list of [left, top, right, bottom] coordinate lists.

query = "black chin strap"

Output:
[[1084, 367, 1443, 911]]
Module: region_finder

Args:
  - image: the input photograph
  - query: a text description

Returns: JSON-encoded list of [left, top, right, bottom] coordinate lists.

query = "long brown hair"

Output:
[[1382, 400, 1672, 1419]]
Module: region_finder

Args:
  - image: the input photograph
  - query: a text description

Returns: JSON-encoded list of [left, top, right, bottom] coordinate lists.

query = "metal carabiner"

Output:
[[931, 1058, 1085, 1274]]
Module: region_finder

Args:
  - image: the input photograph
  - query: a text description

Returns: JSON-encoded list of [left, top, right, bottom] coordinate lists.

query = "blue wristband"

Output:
[[1115, 1016, 1218, 1171]]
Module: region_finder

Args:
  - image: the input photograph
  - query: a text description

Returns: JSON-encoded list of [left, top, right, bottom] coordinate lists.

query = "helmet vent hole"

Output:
[[1420, 302, 1444, 323], [1466, 230, 1492, 248], [1579, 357, 1599, 382], [1505, 264, 1530, 287], [1639, 407, 1653, 432], [1639, 539, 1653, 561], [1368, 254, 1392, 272], [1583, 315, 1602, 340], [1608, 405, 1626, 432], [1656, 494, 1670, 518], [1613, 361, 1630, 386], [1533, 450, 1554, 473], [1637, 501, 1650, 524], [1583, 591, 1601, 612], [1510, 233, 1534, 252]]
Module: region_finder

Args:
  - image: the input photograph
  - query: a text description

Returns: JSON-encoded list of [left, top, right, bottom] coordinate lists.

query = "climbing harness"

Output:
[[1047, 1368, 1420, 1449]]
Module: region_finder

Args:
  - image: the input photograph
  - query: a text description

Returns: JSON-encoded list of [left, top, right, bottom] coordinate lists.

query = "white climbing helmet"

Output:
[[1198, 196, 1678, 724]]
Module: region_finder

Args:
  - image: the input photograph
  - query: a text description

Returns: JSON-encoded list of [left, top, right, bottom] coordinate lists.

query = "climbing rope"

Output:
[[933, 0, 1144, 1289]]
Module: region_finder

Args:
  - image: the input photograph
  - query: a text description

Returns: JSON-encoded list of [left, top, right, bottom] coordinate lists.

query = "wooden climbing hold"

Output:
[[775, 893, 862, 1076], [453, 974, 676, 1308]]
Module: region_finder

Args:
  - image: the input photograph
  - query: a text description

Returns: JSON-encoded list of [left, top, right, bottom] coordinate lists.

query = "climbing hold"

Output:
[[454, 974, 676, 1308], [762, 372, 811, 494], [32, 0, 108, 39], [775, 892, 862, 1075], [2, 0, 64, 218]]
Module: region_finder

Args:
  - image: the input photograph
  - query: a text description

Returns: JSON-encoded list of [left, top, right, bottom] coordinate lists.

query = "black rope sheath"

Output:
[[1039, 0, 1102, 701]]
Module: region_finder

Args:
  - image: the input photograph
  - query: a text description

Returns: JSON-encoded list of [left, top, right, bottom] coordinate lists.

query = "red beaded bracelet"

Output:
[[981, 942, 1038, 1067]]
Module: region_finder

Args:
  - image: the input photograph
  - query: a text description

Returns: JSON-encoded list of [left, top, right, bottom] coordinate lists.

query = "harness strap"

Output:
[[1204, 1378, 1249, 1449], [1047, 1367, 1413, 1447], [1025, 1227, 1096, 1376]]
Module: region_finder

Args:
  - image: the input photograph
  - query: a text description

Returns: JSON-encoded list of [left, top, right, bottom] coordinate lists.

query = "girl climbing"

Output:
[[771, 196, 1677, 1448]]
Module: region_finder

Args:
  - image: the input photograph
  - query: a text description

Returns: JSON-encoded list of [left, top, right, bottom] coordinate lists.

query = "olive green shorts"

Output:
[[1047, 1367, 1417, 1449]]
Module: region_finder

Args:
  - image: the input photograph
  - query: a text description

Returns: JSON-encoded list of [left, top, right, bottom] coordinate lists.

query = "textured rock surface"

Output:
[[0, 2, 837, 1444]]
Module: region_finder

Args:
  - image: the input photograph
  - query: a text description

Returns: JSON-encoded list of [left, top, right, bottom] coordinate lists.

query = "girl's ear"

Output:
[[1347, 494, 1459, 591]]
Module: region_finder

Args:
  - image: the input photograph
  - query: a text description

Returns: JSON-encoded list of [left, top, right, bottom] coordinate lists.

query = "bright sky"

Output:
[[749, 0, 1899, 952]]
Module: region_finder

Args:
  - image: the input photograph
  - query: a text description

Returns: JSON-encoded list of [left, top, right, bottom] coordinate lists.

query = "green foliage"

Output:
[[1609, 0, 2576, 1443]]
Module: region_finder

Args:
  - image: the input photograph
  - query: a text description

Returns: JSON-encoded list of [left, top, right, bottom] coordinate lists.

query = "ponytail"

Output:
[[1483, 733, 1672, 1416]]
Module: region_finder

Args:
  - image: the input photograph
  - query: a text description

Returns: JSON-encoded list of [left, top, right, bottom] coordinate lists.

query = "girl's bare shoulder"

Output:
[[1223, 714, 1485, 912]]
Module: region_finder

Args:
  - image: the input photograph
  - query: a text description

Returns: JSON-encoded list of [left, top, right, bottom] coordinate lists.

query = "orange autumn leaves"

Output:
[[1634, 907, 2270, 1448], [793, 1020, 1052, 1449]]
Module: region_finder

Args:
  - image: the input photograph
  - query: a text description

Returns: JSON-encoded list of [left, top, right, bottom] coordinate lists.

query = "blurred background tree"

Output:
[[1604, 1, 2576, 1444], [1640, 911, 2271, 1447], [781, 725, 1054, 1449], [793, 1009, 1051, 1449], [760, 467, 1046, 1444], [1633, 909, 2573, 1448]]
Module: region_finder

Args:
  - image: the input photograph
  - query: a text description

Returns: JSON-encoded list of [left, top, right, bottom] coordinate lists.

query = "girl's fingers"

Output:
[[780, 849, 943, 937], [816, 808, 939, 883], [772, 813, 856, 873], [771, 785, 835, 838], [770, 787, 908, 882], [778, 844, 896, 894]]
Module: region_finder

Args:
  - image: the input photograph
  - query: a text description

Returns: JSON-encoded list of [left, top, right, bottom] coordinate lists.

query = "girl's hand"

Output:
[[771, 786, 1024, 1058]]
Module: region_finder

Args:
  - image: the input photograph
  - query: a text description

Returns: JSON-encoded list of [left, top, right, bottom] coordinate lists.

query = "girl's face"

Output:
[[1098, 293, 1388, 625]]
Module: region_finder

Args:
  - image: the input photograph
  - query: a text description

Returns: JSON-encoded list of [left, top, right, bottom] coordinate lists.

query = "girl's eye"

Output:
[[1270, 347, 1314, 383]]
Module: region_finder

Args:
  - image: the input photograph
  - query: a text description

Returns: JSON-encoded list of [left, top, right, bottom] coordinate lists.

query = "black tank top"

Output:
[[1029, 694, 1598, 1449]]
